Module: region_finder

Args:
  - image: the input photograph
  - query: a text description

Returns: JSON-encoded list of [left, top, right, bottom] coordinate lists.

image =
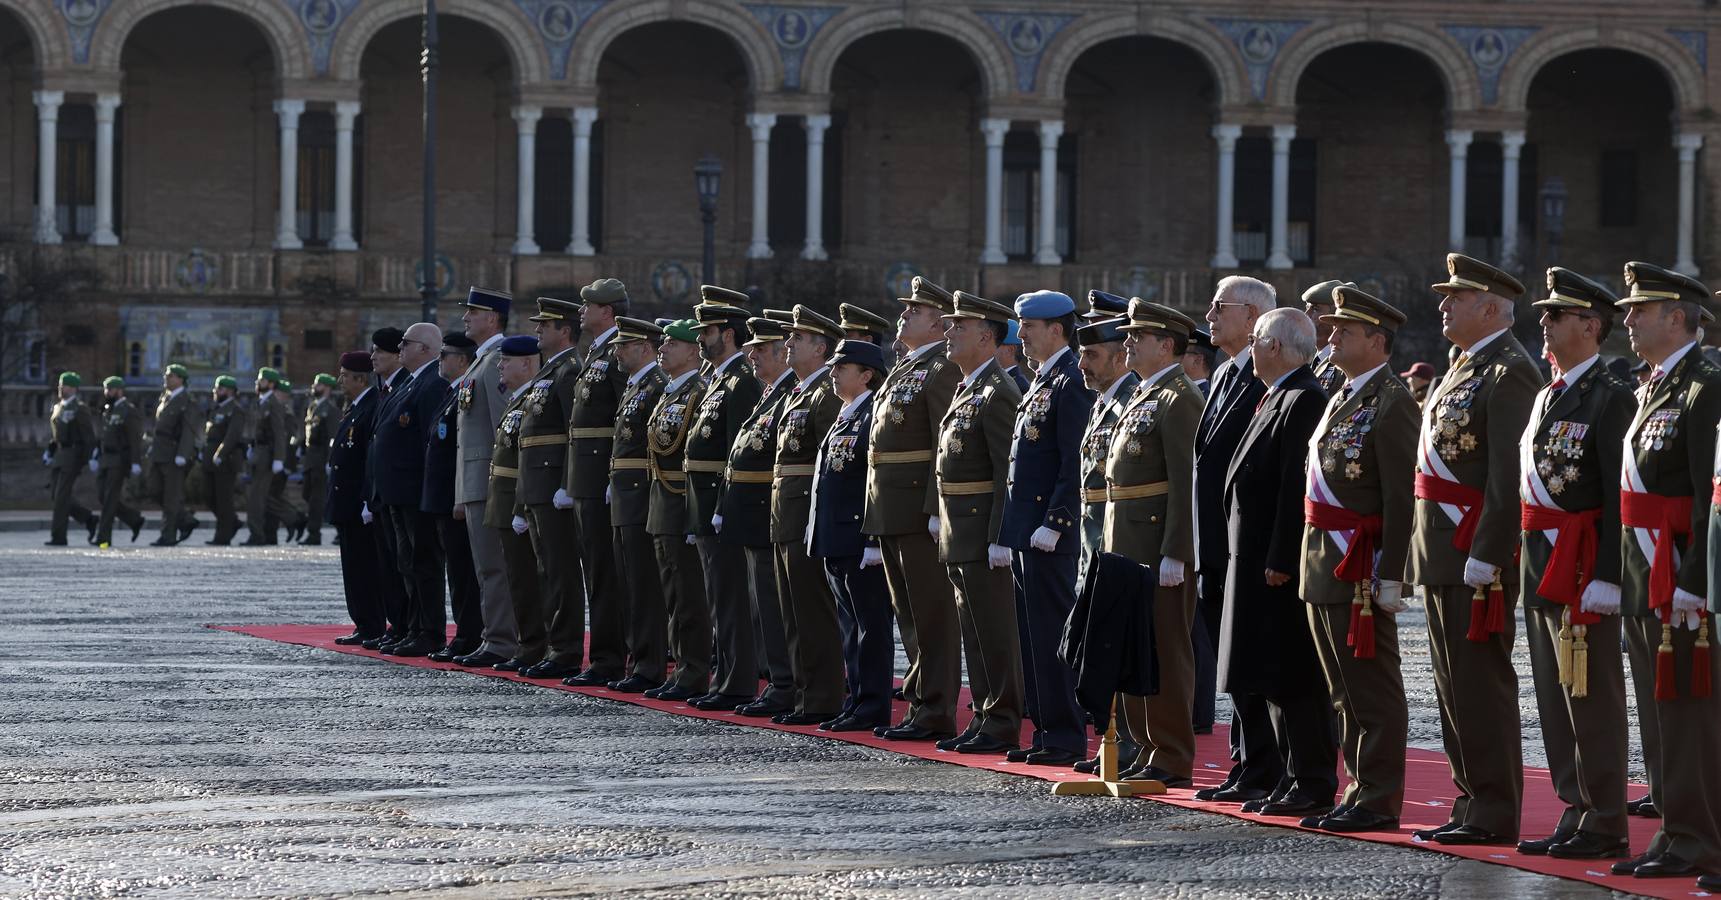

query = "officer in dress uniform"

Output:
[[1083, 289, 1131, 321], [148, 364, 201, 545], [452, 288, 519, 670], [244, 368, 293, 546], [1000, 290, 1094, 768], [1303, 279, 1348, 396], [518, 298, 586, 680], [327, 351, 386, 644], [558, 279, 632, 687], [933, 291, 1026, 757], [605, 318, 672, 693], [94, 376, 146, 546], [1182, 329, 1216, 397], [867, 277, 962, 742], [426, 333, 483, 663], [1408, 253, 1541, 846], [809, 339, 893, 731], [1299, 285, 1416, 833], [1608, 262, 1721, 883], [839, 303, 893, 346], [44, 372, 97, 546], [486, 336, 547, 673], [1513, 269, 1634, 860], [202, 376, 245, 545], [998, 319, 1032, 392], [299, 373, 340, 545], [642, 320, 714, 702], [1106, 299, 1202, 787]]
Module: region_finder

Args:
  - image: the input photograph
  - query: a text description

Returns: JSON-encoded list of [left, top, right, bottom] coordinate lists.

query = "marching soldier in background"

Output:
[[1304, 280, 1347, 395], [1408, 253, 1540, 846], [244, 367, 293, 546], [933, 291, 1026, 756], [839, 303, 892, 346], [94, 375, 146, 547], [487, 335, 546, 673], [327, 351, 385, 644], [426, 333, 483, 663], [1610, 262, 1721, 882], [605, 317, 671, 692], [1515, 269, 1634, 860], [866, 277, 961, 742], [300, 373, 340, 546], [44, 372, 97, 546], [202, 376, 245, 545], [518, 297, 586, 680], [642, 320, 713, 702], [147, 363, 201, 546], [452, 288, 519, 670]]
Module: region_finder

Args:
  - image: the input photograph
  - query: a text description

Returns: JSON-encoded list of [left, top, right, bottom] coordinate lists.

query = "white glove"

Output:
[[1579, 581, 1621, 616], [511, 514, 529, 535], [711, 513, 723, 533], [986, 543, 1012, 569], [686, 533, 697, 545], [245, 446, 253, 461], [1375, 581, 1408, 614], [861, 546, 883, 568], [129, 463, 141, 477], [41, 450, 50, 466], [360, 502, 373, 525], [927, 516, 941, 539], [605, 485, 611, 505], [1462, 557, 1499, 590], [174, 455, 186, 467], [88, 459, 99, 473], [1672, 606, 1705, 631], [1158, 556, 1186, 588], [552, 488, 574, 510], [1673, 587, 1705, 614], [1029, 525, 1060, 553], [271, 459, 285, 475]]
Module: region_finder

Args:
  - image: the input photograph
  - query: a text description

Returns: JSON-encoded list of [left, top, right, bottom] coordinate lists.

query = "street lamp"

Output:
[[1539, 176, 1567, 266], [418, 0, 439, 324], [695, 155, 722, 285]]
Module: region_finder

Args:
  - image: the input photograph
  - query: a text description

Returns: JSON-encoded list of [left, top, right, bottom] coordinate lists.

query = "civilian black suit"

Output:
[[423, 383, 482, 653], [373, 364, 451, 646], [1219, 365, 1337, 804], [367, 368, 411, 637], [327, 388, 384, 638]]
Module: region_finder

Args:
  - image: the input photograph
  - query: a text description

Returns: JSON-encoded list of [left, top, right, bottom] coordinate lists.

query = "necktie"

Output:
[[1255, 388, 1272, 413], [1456, 352, 1472, 370], [1337, 384, 1353, 405], [1548, 377, 1567, 401]]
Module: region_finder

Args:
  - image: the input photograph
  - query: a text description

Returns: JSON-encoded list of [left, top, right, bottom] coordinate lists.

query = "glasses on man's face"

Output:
[[1210, 300, 1249, 312], [401, 338, 428, 350]]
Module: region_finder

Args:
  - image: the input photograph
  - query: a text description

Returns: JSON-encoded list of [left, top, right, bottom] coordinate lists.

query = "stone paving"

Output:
[[0, 532, 1645, 898]]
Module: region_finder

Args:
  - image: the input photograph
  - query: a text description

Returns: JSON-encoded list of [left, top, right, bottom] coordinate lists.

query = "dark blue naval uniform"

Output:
[[1000, 345, 1093, 755], [423, 382, 482, 654], [326, 387, 384, 638]]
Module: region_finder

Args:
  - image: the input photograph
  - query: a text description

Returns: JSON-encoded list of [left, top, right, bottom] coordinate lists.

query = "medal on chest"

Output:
[[500, 409, 523, 447], [828, 433, 858, 472], [459, 379, 475, 411], [1641, 408, 1681, 452]]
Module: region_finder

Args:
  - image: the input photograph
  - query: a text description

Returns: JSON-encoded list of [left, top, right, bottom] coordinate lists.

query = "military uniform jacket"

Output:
[[1080, 371, 1140, 531], [863, 342, 959, 536], [485, 386, 532, 528], [99, 396, 145, 470], [770, 368, 840, 544], [421, 385, 460, 516], [302, 395, 339, 470], [1406, 331, 1541, 586], [646, 371, 706, 537], [611, 363, 669, 529], [517, 348, 579, 506], [1313, 348, 1345, 396], [719, 369, 795, 546], [683, 356, 761, 536], [1618, 347, 1721, 617], [809, 395, 876, 560], [1001, 347, 1093, 554], [934, 359, 1022, 564], [326, 389, 377, 526], [1299, 368, 1419, 606], [47, 395, 95, 470], [455, 340, 507, 506], [565, 334, 629, 499], [1517, 360, 1632, 609], [202, 398, 244, 466], [148, 389, 200, 463], [1102, 365, 1200, 566], [252, 390, 292, 466]]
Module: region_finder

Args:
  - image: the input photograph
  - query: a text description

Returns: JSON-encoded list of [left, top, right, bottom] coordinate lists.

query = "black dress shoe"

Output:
[[1432, 824, 1514, 846], [1301, 804, 1349, 829], [936, 725, 983, 752], [1633, 853, 1699, 878], [825, 717, 887, 733], [1122, 765, 1191, 788], [301, 532, 322, 545], [775, 710, 839, 726], [453, 650, 507, 668], [1259, 796, 1332, 818], [1611, 850, 1660, 876], [692, 694, 752, 712], [1004, 747, 1039, 763], [1517, 827, 1578, 855], [1240, 797, 1275, 813], [1317, 807, 1398, 833], [1194, 779, 1239, 801], [383, 639, 434, 658], [43, 538, 67, 546], [130, 521, 143, 542], [737, 700, 792, 718], [651, 684, 700, 702], [520, 660, 581, 679], [178, 520, 198, 541], [361, 635, 393, 650], [492, 657, 535, 672], [333, 632, 370, 646], [606, 674, 661, 694], [1546, 831, 1630, 859], [1025, 748, 1086, 767], [1697, 873, 1721, 891], [205, 537, 231, 546], [428, 647, 460, 663], [149, 537, 178, 547], [1412, 822, 1462, 842], [954, 734, 1018, 755], [1213, 786, 1270, 803], [1627, 794, 1660, 818], [562, 668, 618, 687], [884, 724, 955, 742]]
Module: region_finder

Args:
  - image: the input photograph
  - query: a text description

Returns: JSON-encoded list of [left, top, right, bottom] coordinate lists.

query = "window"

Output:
[[128, 342, 142, 378], [535, 116, 572, 253], [270, 343, 286, 370], [1232, 136, 1316, 266], [764, 114, 844, 255], [52, 104, 96, 240], [296, 110, 362, 247], [1461, 142, 1538, 259], [1002, 131, 1076, 261], [24, 337, 46, 383], [1599, 149, 1637, 228]]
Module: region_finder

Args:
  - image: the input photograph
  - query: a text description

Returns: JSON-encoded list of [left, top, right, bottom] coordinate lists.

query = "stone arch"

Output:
[[568, 0, 777, 91], [0, 0, 67, 69], [89, 0, 309, 81], [1498, 26, 1704, 115], [1268, 21, 1480, 112], [331, 0, 544, 84], [800, 6, 1012, 101], [1038, 11, 1247, 108]]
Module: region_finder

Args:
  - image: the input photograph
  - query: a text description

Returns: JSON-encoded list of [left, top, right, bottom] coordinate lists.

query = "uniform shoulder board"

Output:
[[1596, 367, 1634, 392], [1693, 355, 1721, 380]]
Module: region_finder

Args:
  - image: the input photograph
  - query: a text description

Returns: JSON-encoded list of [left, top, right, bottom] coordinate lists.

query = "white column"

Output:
[[32, 90, 62, 245], [1266, 123, 1296, 270], [1445, 129, 1472, 252], [746, 112, 776, 259], [1210, 123, 1241, 269], [568, 106, 598, 256], [272, 99, 306, 250], [801, 113, 831, 261], [1675, 132, 1704, 276], [1499, 129, 1526, 268], [330, 101, 359, 250], [980, 117, 1009, 265], [1034, 119, 1064, 266], [91, 92, 121, 246], [511, 104, 542, 256]]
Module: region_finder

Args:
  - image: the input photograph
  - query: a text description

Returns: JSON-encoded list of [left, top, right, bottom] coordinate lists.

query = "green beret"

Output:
[[663, 318, 701, 343], [257, 367, 282, 384], [164, 363, 189, 380], [57, 372, 81, 387], [314, 373, 338, 388], [214, 375, 238, 390], [102, 376, 125, 389]]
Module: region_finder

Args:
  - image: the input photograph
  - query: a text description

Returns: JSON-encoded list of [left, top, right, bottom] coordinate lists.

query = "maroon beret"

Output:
[[339, 350, 373, 373]]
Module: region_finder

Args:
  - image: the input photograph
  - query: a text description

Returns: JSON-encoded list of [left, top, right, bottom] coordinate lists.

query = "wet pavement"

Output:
[[0, 532, 1640, 898]]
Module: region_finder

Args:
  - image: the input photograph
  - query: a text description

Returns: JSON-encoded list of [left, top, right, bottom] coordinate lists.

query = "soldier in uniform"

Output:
[[43, 372, 97, 546], [452, 288, 519, 670], [427, 333, 483, 663], [1106, 299, 1203, 787], [997, 320, 1032, 392], [518, 298, 586, 680], [1182, 329, 1216, 397], [1304, 279, 1348, 395], [202, 376, 245, 544], [299, 373, 340, 545], [327, 351, 385, 644], [933, 291, 1026, 756], [1000, 290, 1094, 767], [1299, 285, 1416, 833], [1408, 253, 1541, 846], [558, 279, 631, 687], [682, 292, 763, 710], [1610, 262, 1721, 882], [605, 317, 671, 692], [486, 336, 546, 673], [642, 321, 714, 702], [839, 303, 893, 345], [1083, 289, 1130, 321], [244, 368, 293, 546], [94, 376, 146, 546], [867, 277, 962, 742], [1511, 269, 1635, 859], [147, 364, 201, 546]]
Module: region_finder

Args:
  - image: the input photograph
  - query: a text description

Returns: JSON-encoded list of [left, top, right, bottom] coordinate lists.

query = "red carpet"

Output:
[[214, 623, 1685, 898]]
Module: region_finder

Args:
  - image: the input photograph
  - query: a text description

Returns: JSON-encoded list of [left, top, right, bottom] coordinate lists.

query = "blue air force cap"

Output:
[[1014, 289, 1076, 320]]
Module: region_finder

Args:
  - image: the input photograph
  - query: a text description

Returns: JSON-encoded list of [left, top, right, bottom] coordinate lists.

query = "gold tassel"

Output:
[[1556, 606, 1573, 687], [1570, 623, 1588, 699]]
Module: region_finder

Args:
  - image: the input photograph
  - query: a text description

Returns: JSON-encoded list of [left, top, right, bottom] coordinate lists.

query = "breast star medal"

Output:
[[1344, 461, 1362, 480]]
